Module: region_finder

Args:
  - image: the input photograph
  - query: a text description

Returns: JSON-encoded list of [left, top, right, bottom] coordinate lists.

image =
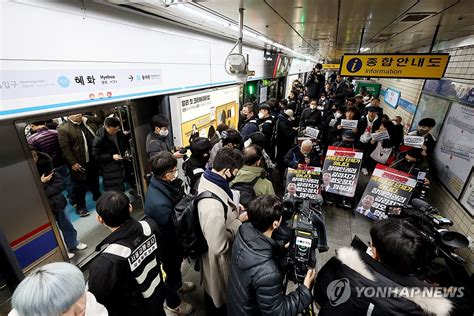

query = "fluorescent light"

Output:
[[360, 47, 371, 52]]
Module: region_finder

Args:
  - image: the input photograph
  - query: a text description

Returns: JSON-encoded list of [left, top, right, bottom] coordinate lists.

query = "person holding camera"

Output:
[[314, 218, 454, 315], [305, 63, 325, 100], [92, 116, 130, 192], [227, 195, 315, 316]]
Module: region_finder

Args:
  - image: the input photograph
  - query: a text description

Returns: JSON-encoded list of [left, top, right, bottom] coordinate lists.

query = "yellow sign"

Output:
[[323, 64, 340, 70], [339, 54, 450, 79]]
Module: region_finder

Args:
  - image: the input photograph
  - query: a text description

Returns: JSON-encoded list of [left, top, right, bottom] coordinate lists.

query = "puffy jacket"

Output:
[[314, 247, 458, 316], [35, 152, 67, 213], [231, 165, 275, 196], [92, 127, 129, 192], [275, 113, 297, 161], [283, 145, 321, 169], [305, 72, 325, 99], [331, 79, 352, 105], [182, 155, 207, 193], [227, 222, 312, 316], [240, 117, 259, 142], [145, 131, 172, 159]]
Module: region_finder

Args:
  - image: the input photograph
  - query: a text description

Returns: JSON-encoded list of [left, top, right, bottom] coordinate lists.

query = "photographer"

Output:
[[314, 218, 455, 315], [305, 63, 325, 100], [227, 195, 315, 316]]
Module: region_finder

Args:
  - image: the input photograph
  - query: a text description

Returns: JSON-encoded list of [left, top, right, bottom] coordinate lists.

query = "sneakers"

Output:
[[178, 281, 196, 293], [164, 301, 194, 315], [75, 242, 88, 250], [76, 208, 90, 217], [361, 168, 369, 176], [68, 252, 75, 259]]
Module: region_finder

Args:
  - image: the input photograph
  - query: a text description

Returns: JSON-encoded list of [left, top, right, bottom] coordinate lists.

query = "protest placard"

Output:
[[284, 168, 321, 200], [371, 130, 390, 141], [305, 127, 320, 139], [321, 146, 363, 197], [404, 135, 425, 148], [356, 164, 416, 220], [340, 119, 358, 129]]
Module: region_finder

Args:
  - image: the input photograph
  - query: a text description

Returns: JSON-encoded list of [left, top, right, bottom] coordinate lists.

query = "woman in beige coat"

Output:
[[196, 147, 246, 314]]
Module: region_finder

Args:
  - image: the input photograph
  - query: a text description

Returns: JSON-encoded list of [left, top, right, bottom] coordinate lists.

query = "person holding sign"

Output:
[[407, 118, 436, 158], [322, 105, 345, 148], [357, 107, 381, 175], [367, 119, 395, 172], [283, 139, 321, 170]]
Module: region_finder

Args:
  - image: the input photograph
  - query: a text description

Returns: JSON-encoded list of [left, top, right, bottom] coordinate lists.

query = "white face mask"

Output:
[[335, 112, 343, 119], [392, 120, 398, 125], [317, 106, 324, 111], [159, 129, 169, 137], [310, 105, 317, 110], [320, 97, 326, 101], [258, 112, 265, 119]]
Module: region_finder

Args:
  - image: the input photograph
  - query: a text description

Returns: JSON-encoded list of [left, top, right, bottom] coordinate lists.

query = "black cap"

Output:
[[342, 130, 355, 139], [258, 103, 270, 111], [418, 118, 436, 128], [406, 148, 423, 159]]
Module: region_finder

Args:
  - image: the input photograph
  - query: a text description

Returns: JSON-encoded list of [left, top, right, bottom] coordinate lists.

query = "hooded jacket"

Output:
[[227, 222, 312, 316], [231, 165, 275, 196], [314, 247, 454, 316]]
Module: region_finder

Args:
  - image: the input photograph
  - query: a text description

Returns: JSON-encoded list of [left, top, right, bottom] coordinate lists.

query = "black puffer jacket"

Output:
[[92, 127, 130, 191], [299, 107, 322, 129], [36, 152, 67, 213], [227, 222, 312, 316], [276, 113, 297, 163], [283, 145, 321, 169]]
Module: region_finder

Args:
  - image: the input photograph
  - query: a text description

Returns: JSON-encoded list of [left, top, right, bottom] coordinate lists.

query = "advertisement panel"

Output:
[[169, 85, 240, 147]]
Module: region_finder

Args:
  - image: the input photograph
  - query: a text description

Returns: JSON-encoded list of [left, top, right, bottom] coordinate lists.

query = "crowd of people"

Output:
[[12, 63, 468, 316]]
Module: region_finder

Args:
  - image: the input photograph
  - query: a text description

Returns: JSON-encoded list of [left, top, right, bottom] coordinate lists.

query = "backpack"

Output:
[[172, 191, 227, 259], [230, 176, 260, 208]]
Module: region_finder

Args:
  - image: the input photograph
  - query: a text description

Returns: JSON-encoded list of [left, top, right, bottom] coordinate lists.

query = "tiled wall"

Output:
[[373, 78, 424, 131], [441, 45, 474, 81]]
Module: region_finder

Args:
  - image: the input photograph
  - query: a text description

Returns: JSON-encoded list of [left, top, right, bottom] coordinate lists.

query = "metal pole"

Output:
[[238, 7, 244, 54], [429, 24, 441, 52], [358, 27, 365, 53]]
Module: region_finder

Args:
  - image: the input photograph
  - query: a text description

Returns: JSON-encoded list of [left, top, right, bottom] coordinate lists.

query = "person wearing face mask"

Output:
[[332, 130, 356, 149], [196, 147, 247, 315], [299, 99, 323, 130], [390, 148, 430, 184], [240, 102, 259, 143], [257, 104, 276, 160], [227, 195, 315, 316], [357, 106, 382, 175], [391, 115, 404, 150], [322, 106, 345, 148], [407, 118, 436, 158], [283, 139, 321, 170], [330, 74, 352, 106], [145, 151, 196, 315], [146, 114, 184, 160], [183, 137, 212, 194]]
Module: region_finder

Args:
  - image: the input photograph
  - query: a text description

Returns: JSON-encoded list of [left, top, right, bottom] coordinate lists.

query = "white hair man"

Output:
[[283, 139, 321, 170]]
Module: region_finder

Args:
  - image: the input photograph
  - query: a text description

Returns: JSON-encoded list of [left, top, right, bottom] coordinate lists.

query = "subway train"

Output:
[[2, 0, 474, 314]]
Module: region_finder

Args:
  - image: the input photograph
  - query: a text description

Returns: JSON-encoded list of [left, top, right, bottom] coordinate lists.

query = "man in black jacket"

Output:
[[305, 64, 325, 100], [330, 75, 352, 106], [314, 218, 464, 315], [276, 110, 298, 172], [299, 100, 323, 130], [257, 103, 276, 159], [88, 191, 166, 316], [92, 116, 130, 192], [183, 137, 212, 193], [227, 195, 315, 316], [283, 139, 321, 169]]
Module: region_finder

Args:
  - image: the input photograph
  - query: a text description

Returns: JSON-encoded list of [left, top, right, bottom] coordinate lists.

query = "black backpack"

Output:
[[173, 191, 227, 259], [230, 176, 260, 208]]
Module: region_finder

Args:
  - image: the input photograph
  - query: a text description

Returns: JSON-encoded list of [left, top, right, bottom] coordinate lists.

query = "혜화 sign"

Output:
[[356, 164, 416, 220], [321, 146, 363, 198], [339, 54, 450, 79]]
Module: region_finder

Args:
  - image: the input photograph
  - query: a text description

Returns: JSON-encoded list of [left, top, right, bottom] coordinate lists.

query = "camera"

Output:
[[278, 196, 328, 283]]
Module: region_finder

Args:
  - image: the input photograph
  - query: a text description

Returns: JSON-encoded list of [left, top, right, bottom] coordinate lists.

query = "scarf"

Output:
[[203, 168, 233, 199]]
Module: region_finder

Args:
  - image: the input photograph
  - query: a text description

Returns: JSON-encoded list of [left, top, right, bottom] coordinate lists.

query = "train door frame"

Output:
[[14, 101, 145, 267]]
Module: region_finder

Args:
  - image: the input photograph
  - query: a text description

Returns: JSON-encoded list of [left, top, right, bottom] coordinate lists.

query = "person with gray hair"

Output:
[[283, 139, 321, 170], [9, 262, 107, 316]]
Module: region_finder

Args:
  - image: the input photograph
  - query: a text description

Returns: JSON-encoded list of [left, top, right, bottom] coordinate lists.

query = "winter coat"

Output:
[[196, 175, 241, 308], [231, 165, 275, 196], [58, 116, 101, 181], [283, 145, 321, 169], [276, 114, 297, 162], [145, 176, 184, 257], [35, 152, 67, 213], [322, 113, 342, 146], [314, 247, 454, 316], [227, 222, 312, 316], [305, 72, 325, 99], [240, 117, 259, 142], [92, 127, 129, 192], [182, 155, 208, 193], [259, 117, 275, 148], [357, 115, 382, 142], [299, 107, 322, 129], [331, 79, 352, 105], [208, 141, 223, 169], [145, 131, 172, 159]]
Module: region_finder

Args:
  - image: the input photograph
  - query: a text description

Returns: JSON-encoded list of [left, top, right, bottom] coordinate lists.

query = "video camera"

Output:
[[277, 195, 328, 283], [388, 198, 469, 267]]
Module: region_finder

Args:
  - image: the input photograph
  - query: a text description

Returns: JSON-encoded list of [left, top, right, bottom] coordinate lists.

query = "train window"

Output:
[[22, 105, 144, 266]]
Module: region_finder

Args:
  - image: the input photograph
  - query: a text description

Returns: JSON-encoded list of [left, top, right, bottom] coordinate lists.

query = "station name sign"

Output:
[[339, 53, 449, 79]]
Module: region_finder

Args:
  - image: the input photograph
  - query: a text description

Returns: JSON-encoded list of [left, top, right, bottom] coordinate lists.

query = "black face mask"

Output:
[[225, 170, 237, 183]]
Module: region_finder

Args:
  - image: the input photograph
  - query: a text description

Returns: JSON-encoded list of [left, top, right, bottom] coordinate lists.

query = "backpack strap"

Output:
[[195, 191, 228, 221]]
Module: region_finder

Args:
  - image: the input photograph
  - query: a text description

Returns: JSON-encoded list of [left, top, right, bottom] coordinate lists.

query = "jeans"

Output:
[[54, 210, 78, 250], [56, 164, 74, 198]]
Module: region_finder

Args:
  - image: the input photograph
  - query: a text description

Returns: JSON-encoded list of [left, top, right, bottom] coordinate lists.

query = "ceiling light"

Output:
[[360, 47, 371, 52]]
